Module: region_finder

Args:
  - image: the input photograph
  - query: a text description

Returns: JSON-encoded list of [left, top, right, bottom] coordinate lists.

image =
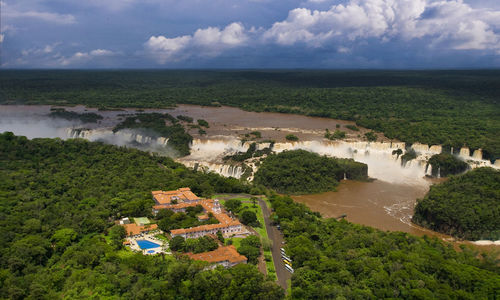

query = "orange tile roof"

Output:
[[152, 188, 201, 205], [152, 195, 241, 236], [197, 214, 209, 220], [122, 223, 158, 236], [187, 245, 247, 264]]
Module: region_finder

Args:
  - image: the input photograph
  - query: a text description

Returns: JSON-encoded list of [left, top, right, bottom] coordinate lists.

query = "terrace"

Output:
[[124, 232, 170, 255]]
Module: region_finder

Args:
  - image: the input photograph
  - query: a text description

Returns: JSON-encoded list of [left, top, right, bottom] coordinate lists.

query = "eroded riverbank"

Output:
[[1, 104, 498, 248]]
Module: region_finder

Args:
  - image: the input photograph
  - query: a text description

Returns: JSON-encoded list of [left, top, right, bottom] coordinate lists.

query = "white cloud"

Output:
[[145, 22, 248, 63], [90, 49, 115, 56], [21, 43, 60, 56], [0, 34, 4, 43], [1, 1, 76, 24], [262, 0, 500, 52], [58, 49, 117, 66]]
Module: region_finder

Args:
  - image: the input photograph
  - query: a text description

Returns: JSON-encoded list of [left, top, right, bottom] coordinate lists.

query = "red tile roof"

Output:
[[151, 191, 241, 237], [187, 245, 247, 264], [152, 188, 200, 205]]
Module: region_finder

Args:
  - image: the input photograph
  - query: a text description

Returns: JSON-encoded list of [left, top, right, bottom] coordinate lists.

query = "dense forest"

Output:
[[427, 153, 470, 177], [269, 194, 500, 298], [254, 150, 368, 194], [413, 167, 500, 240], [0, 133, 287, 299], [48, 108, 103, 123], [1, 70, 499, 160]]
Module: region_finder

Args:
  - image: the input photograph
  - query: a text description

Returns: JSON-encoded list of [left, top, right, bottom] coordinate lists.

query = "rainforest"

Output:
[[1, 70, 499, 160]]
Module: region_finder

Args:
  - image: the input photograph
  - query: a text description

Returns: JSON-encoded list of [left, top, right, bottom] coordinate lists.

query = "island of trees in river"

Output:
[[1, 70, 499, 161], [413, 167, 500, 240], [254, 150, 368, 194], [1, 132, 499, 298]]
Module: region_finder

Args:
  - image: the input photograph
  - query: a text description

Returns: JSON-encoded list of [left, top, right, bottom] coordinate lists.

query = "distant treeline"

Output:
[[413, 167, 500, 240], [254, 150, 368, 194], [1, 70, 499, 160], [48, 108, 103, 123]]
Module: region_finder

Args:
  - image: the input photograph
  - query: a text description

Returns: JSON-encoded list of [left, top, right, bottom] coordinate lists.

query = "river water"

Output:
[[293, 179, 447, 237], [1, 104, 498, 250]]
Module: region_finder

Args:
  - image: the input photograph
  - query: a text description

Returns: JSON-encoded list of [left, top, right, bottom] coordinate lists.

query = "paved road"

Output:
[[216, 193, 292, 290], [259, 198, 292, 290]]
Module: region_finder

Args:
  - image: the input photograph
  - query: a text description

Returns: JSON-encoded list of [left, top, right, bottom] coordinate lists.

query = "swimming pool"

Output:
[[136, 240, 161, 249]]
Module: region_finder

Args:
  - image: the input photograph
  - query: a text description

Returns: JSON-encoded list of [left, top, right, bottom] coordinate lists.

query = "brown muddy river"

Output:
[[1, 104, 498, 250], [293, 180, 444, 236]]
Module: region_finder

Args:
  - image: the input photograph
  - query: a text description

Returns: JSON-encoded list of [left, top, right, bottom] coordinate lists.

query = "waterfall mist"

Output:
[[0, 111, 180, 158]]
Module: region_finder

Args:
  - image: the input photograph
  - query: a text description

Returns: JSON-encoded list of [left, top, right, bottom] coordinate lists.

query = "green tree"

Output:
[[224, 199, 242, 213], [109, 225, 126, 250], [51, 228, 78, 253], [170, 236, 186, 252], [216, 231, 224, 243], [241, 210, 258, 226]]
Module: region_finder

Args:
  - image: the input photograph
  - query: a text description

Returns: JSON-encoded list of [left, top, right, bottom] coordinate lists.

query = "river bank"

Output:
[[1, 104, 498, 249]]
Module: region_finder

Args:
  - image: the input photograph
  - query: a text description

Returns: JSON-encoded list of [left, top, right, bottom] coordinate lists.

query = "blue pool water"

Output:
[[147, 250, 155, 254], [136, 240, 161, 249]]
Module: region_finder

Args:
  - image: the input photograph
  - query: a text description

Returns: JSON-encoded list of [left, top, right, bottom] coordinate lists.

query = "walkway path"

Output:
[[258, 198, 291, 290], [216, 193, 291, 290]]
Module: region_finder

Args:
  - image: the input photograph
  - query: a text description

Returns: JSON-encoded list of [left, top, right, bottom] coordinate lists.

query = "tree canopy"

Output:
[[0, 132, 284, 299], [269, 194, 500, 299], [3, 70, 498, 159], [413, 167, 500, 240], [427, 153, 470, 177], [254, 150, 368, 194]]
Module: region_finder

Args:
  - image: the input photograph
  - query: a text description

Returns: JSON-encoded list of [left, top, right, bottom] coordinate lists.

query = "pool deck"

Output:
[[125, 232, 171, 255]]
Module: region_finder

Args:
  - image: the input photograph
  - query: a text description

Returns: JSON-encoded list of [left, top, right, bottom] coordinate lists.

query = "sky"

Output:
[[1, 0, 500, 69]]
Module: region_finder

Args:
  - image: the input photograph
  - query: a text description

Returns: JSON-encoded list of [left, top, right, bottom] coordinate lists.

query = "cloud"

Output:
[[89, 49, 115, 56], [83, 0, 137, 11], [0, 34, 4, 43], [262, 0, 500, 52], [143, 0, 500, 66], [1, 2, 76, 24], [58, 49, 117, 66], [20, 43, 61, 57], [145, 22, 248, 63]]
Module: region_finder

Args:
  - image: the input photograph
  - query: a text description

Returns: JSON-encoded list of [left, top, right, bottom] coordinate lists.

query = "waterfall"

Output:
[[343, 172, 347, 180], [437, 167, 441, 179], [425, 163, 432, 176], [472, 149, 483, 160], [459, 147, 470, 158], [495, 160, 500, 168], [65, 127, 173, 148], [178, 160, 244, 179]]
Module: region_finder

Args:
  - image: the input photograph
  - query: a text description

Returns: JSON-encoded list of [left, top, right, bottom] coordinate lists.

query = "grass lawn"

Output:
[[154, 234, 168, 241], [238, 201, 276, 279], [286, 279, 292, 296], [221, 196, 277, 279], [226, 237, 244, 249], [230, 197, 252, 202]]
